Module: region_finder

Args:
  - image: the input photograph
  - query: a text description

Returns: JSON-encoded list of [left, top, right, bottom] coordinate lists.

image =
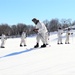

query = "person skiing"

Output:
[[65, 28, 72, 44], [32, 18, 48, 48], [0, 34, 7, 48], [20, 31, 26, 47], [57, 27, 63, 44]]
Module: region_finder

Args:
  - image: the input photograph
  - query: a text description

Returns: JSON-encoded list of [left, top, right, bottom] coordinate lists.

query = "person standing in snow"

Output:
[[32, 18, 49, 48], [45, 31, 50, 45], [57, 27, 63, 44], [20, 31, 26, 47], [65, 28, 73, 44], [0, 34, 7, 48]]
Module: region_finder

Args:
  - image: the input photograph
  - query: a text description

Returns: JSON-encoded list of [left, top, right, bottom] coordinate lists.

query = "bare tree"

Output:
[[61, 19, 72, 28], [49, 19, 59, 31], [17, 23, 27, 35], [0, 24, 11, 35], [11, 25, 17, 35]]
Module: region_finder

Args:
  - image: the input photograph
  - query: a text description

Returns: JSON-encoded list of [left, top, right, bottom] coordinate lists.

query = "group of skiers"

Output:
[[0, 18, 73, 48], [0, 31, 27, 48], [57, 27, 73, 44]]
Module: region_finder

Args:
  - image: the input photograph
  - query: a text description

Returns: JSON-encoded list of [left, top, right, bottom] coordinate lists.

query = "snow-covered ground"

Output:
[[0, 31, 75, 75]]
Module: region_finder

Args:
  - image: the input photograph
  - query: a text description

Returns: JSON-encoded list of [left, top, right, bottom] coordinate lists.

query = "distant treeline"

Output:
[[0, 18, 75, 36]]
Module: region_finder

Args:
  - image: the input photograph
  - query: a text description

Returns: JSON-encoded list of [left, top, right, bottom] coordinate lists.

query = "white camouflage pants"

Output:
[[20, 39, 26, 45], [1, 40, 5, 47], [57, 35, 62, 43], [65, 35, 69, 43], [36, 32, 49, 44]]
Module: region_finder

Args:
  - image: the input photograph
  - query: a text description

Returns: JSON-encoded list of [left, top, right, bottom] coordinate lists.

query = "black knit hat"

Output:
[[32, 18, 39, 24], [32, 18, 37, 21]]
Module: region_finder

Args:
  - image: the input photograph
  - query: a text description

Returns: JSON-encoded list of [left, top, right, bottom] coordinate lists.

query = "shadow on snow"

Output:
[[0, 48, 38, 59]]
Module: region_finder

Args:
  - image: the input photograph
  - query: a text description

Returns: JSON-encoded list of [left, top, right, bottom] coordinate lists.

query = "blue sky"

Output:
[[0, 0, 75, 25]]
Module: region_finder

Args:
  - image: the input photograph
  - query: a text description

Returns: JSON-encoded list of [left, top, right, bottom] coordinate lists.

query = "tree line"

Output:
[[0, 23, 35, 37], [0, 18, 75, 37]]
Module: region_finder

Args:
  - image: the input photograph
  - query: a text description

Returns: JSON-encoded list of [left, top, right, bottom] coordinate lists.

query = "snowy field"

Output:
[[0, 31, 75, 75]]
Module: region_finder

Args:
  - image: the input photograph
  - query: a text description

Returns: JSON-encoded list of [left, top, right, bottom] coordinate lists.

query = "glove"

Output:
[[68, 33, 70, 35], [71, 33, 73, 35], [33, 29, 38, 33]]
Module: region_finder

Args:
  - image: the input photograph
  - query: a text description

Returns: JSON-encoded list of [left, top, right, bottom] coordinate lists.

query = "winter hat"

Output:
[[32, 18, 39, 24], [32, 18, 37, 22]]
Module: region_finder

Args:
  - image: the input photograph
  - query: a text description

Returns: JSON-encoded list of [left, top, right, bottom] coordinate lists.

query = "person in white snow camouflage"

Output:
[[57, 27, 63, 44], [0, 34, 7, 48], [20, 31, 26, 47], [32, 18, 49, 48], [65, 28, 73, 44]]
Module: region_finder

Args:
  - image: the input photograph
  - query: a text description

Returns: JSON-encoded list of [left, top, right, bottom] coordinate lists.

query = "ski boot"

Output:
[[1, 46, 5, 48], [60, 42, 63, 44], [20, 44, 22, 47], [34, 43, 39, 48], [41, 44, 46, 48], [24, 45, 26, 46]]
